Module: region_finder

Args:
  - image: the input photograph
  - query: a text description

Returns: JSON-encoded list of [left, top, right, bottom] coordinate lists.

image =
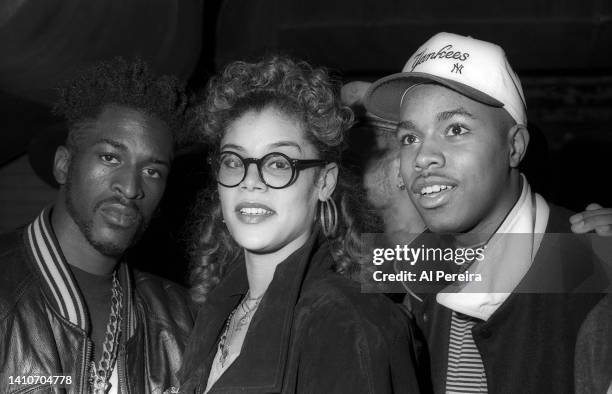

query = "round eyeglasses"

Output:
[[213, 151, 329, 189]]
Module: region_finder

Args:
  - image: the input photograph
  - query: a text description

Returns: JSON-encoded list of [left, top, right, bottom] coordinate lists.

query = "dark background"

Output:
[[1, 0, 611, 284]]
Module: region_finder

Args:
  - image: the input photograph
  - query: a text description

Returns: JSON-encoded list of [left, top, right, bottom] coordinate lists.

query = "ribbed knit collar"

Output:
[[24, 207, 135, 336]]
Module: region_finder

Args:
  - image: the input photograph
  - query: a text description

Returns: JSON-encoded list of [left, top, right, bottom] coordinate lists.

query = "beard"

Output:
[[64, 170, 148, 258]]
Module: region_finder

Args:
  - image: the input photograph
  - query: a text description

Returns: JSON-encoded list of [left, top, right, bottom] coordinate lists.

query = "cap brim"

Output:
[[364, 72, 504, 122]]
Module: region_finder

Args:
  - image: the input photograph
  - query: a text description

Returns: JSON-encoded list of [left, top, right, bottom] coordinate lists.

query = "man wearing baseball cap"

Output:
[[364, 32, 609, 393]]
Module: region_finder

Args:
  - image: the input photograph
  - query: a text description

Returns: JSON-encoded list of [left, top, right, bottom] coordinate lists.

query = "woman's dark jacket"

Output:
[[177, 233, 422, 393]]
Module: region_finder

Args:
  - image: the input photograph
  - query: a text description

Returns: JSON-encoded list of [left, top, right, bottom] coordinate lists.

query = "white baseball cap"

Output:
[[364, 32, 527, 126]]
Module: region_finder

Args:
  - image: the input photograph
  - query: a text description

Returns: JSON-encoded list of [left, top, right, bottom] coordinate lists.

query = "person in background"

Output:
[[342, 82, 426, 237], [575, 293, 612, 394], [0, 57, 194, 393], [175, 56, 422, 393]]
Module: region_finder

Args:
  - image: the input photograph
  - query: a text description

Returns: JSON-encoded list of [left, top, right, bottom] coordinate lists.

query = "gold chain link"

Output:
[[89, 271, 123, 393]]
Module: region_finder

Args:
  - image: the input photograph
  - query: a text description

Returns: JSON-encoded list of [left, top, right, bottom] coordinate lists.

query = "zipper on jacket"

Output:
[[119, 273, 132, 394], [118, 344, 128, 394], [82, 339, 93, 392]]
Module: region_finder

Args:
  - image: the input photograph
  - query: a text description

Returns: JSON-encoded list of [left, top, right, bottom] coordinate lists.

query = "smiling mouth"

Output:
[[411, 181, 457, 210], [239, 207, 274, 216], [234, 203, 276, 224], [419, 184, 455, 196]]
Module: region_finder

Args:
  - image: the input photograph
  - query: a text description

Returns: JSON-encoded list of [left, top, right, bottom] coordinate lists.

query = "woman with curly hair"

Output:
[[175, 56, 422, 393]]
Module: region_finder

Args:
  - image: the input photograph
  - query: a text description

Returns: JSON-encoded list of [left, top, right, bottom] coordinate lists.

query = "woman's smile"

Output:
[[234, 202, 276, 224]]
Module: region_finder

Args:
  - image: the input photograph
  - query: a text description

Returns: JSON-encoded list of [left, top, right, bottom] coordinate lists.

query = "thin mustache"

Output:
[[413, 172, 457, 183], [95, 197, 141, 217]]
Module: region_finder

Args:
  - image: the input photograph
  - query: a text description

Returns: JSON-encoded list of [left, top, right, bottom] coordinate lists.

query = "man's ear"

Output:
[[508, 125, 529, 168], [53, 146, 71, 185], [317, 163, 339, 201]]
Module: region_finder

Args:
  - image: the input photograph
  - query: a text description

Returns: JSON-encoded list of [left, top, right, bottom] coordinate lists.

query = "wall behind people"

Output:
[[0, 0, 208, 283], [0, 155, 56, 233], [125, 149, 212, 285], [213, 0, 612, 211]]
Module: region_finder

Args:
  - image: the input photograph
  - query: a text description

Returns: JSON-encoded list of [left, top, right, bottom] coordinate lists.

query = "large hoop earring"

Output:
[[319, 197, 338, 238]]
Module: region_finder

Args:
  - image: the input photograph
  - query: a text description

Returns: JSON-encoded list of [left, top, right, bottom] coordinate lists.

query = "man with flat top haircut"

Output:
[[0, 58, 193, 393], [364, 32, 609, 393]]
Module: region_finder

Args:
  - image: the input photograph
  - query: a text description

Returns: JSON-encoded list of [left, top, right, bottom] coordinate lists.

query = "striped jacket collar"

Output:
[[25, 207, 136, 336]]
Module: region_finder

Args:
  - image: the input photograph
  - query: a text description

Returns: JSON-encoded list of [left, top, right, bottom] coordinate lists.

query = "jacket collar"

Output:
[[24, 207, 136, 336], [181, 231, 332, 392]]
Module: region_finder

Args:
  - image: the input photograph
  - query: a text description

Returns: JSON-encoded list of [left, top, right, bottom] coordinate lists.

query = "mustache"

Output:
[[94, 196, 142, 219]]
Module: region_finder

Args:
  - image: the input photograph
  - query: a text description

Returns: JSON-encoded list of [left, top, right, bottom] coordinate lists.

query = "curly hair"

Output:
[[187, 56, 381, 303], [53, 57, 189, 151]]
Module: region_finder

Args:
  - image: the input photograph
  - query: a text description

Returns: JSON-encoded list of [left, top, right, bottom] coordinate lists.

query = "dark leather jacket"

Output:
[[0, 209, 195, 393], [177, 232, 422, 393]]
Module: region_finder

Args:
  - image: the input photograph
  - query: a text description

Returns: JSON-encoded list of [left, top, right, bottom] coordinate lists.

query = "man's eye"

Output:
[[100, 154, 119, 164], [400, 134, 418, 145], [144, 168, 161, 179], [446, 124, 468, 136]]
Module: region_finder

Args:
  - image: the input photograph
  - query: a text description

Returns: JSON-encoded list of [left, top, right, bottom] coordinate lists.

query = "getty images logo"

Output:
[[409, 44, 470, 72]]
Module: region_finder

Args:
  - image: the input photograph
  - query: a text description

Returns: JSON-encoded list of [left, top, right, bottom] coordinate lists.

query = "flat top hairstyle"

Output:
[[53, 57, 189, 151], [188, 55, 380, 303]]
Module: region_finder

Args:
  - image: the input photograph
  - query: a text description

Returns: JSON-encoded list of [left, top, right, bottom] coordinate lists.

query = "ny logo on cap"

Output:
[[451, 63, 464, 74]]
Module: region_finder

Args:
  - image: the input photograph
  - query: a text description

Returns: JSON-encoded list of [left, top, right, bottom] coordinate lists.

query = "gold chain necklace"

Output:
[[89, 271, 123, 393]]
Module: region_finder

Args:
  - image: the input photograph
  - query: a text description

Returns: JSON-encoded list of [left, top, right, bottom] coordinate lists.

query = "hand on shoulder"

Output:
[[570, 203, 612, 236]]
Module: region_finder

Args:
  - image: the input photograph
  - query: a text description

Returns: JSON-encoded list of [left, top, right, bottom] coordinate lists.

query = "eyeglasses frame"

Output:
[[212, 150, 330, 189]]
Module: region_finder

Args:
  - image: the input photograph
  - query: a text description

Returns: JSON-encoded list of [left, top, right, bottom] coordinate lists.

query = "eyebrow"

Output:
[[148, 157, 171, 168], [220, 141, 303, 154], [396, 120, 418, 132], [94, 138, 170, 168], [94, 138, 127, 151], [220, 143, 244, 152], [436, 107, 475, 122], [269, 141, 302, 153]]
